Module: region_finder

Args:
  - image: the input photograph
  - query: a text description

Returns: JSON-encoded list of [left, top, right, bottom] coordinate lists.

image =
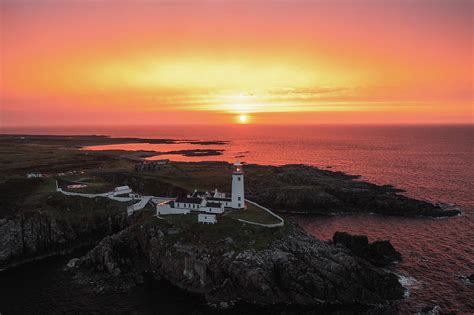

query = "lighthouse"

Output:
[[231, 162, 245, 209]]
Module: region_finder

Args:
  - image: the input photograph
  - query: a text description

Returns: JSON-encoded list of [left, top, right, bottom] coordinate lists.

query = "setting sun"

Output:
[[238, 115, 249, 124]]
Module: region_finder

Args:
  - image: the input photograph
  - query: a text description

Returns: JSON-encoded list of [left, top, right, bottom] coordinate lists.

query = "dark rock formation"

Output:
[[333, 232, 402, 267], [159, 149, 224, 157], [419, 305, 443, 315], [467, 274, 474, 284], [244, 164, 461, 217], [70, 220, 405, 309], [0, 193, 130, 269]]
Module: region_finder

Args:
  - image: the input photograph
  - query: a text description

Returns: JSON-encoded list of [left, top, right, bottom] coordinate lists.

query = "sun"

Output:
[[238, 114, 249, 124]]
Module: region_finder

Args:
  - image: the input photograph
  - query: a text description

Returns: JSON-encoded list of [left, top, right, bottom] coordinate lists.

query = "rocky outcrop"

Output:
[[332, 232, 402, 267], [0, 194, 130, 269], [70, 220, 405, 309], [245, 164, 461, 217], [465, 274, 474, 284]]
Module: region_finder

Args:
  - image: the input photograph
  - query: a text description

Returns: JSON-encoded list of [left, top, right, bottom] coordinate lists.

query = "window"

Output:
[[238, 197, 241, 201], [238, 177, 241, 181], [238, 203, 241, 207]]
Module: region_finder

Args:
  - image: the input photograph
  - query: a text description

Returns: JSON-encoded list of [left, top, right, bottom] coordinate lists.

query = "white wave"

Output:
[[396, 273, 419, 297]]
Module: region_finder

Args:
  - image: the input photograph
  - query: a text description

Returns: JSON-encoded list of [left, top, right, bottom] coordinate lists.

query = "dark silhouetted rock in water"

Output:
[[333, 232, 402, 267], [369, 240, 403, 266], [333, 231, 370, 256], [468, 274, 474, 284], [69, 221, 405, 309], [419, 305, 443, 315]]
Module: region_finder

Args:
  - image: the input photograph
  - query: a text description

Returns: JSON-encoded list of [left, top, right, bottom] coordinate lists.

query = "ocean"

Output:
[[1, 124, 473, 313]]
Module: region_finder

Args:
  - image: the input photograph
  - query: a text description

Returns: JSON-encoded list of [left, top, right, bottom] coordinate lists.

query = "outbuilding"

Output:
[[113, 185, 132, 196], [27, 173, 43, 178], [198, 213, 217, 224]]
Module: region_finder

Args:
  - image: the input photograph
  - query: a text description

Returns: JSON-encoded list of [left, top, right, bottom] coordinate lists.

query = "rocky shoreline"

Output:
[[243, 164, 461, 218], [66, 219, 405, 310]]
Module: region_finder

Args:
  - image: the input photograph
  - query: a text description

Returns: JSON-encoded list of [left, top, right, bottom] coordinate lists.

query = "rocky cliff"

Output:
[[69, 217, 405, 309], [0, 192, 130, 270]]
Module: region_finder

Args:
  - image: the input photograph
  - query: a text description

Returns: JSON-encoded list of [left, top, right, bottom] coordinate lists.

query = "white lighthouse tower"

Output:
[[231, 162, 245, 209]]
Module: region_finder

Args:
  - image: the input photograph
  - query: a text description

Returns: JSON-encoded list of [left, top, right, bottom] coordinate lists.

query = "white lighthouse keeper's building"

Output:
[[231, 162, 245, 209]]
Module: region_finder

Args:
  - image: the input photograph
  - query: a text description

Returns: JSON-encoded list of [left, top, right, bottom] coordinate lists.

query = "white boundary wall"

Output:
[[57, 181, 176, 216]]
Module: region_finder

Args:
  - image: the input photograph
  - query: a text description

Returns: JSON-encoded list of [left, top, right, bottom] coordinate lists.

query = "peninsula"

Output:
[[0, 134, 460, 311]]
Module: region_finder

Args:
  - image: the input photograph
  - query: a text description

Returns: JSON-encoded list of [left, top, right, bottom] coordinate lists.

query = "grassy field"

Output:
[[151, 213, 288, 251], [145, 163, 233, 192], [34, 177, 58, 193], [0, 142, 134, 181], [57, 176, 116, 194], [226, 202, 281, 225]]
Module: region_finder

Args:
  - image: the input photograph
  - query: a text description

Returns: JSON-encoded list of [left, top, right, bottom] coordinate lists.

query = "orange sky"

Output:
[[0, 0, 472, 126]]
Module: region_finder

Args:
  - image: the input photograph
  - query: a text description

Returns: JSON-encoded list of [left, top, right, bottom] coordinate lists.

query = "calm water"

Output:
[[1, 125, 473, 313]]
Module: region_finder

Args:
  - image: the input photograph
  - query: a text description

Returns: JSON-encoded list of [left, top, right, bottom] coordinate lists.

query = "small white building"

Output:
[[155, 159, 170, 165], [157, 200, 191, 215], [198, 213, 217, 224], [27, 173, 43, 178], [113, 185, 132, 196]]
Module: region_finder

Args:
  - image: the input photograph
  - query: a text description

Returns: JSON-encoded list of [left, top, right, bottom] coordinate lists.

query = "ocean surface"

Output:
[[1, 125, 473, 313]]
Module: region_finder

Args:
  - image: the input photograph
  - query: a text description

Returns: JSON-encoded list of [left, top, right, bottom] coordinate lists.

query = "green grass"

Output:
[[227, 202, 281, 225], [155, 213, 287, 251], [34, 177, 58, 193], [57, 175, 116, 194], [0, 141, 137, 179], [38, 193, 129, 220], [149, 163, 233, 192]]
